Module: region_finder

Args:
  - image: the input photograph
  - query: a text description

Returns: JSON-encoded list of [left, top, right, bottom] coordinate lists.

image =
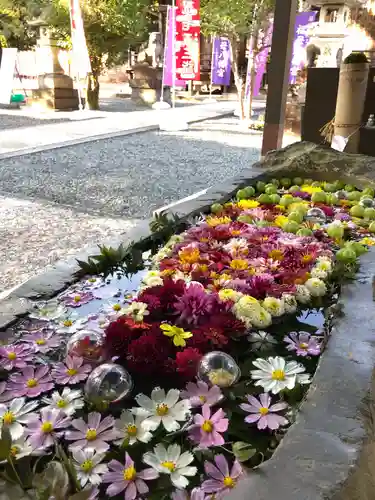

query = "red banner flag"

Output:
[[175, 0, 200, 80]]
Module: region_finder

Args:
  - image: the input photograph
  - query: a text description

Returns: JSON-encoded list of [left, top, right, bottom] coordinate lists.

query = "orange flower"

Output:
[[179, 247, 200, 265]]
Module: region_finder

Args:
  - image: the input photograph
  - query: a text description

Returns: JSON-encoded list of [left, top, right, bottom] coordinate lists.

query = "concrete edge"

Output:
[[0, 109, 234, 161], [1, 142, 373, 500]]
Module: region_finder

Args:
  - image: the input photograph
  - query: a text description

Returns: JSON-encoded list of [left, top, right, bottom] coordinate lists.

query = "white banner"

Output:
[[69, 0, 91, 78], [0, 48, 17, 104]]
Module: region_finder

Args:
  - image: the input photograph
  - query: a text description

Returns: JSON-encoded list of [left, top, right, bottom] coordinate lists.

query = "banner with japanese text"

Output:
[[211, 37, 231, 86], [289, 11, 318, 83], [163, 6, 185, 87], [175, 0, 200, 80], [69, 0, 91, 78], [251, 21, 273, 98]]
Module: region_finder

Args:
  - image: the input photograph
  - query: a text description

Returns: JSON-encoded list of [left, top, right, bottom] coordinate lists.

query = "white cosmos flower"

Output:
[[305, 278, 327, 297], [282, 293, 298, 314], [56, 316, 88, 334], [113, 410, 153, 446], [262, 297, 285, 317], [42, 388, 84, 416], [123, 302, 149, 323], [143, 443, 197, 489], [295, 285, 311, 304], [6, 435, 45, 462], [251, 356, 310, 394], [72, 449, 108, 488], [133, 388, 191, 432], [0, 398, 39, 440], [247, 331, 277, 352]]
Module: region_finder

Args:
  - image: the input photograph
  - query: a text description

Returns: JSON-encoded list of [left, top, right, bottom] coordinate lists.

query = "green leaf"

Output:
[[0, 426, 12, 460], [69, 491, 93, 500], [232, 441, 256, 462]]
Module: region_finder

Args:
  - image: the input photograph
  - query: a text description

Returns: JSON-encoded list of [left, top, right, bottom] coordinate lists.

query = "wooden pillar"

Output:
[[261, 0, 297, 155]]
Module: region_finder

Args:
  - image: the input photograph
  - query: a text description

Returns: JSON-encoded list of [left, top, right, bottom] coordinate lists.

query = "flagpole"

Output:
[[153, 6, 171, 109]]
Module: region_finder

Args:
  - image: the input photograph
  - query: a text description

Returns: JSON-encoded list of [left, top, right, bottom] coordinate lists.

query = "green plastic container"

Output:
[[10, 94, 25, 103]]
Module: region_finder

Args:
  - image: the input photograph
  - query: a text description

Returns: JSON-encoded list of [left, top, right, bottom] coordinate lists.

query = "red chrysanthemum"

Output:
[[209, 312, 246, 337], [104, 316, 146, 358], [176, 348, 203, 379]]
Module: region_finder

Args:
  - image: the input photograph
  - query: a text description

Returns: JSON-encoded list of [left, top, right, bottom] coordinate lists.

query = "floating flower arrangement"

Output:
[[0, 176, 374, 499]]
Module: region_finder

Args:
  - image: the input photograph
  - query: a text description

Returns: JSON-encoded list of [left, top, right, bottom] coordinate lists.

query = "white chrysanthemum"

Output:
[[152, 248, 173, 263], [113, 410, 153, 446], [282, 293, 298, 314], [305, 278, 327, 297], [251, 356, 310, 394], [223, 238, 249, 257], [0, 398, 38, 440], [218, 288, 243, 303], [262, 297, 285, 317], [123, 301, 150, 322], [311, 267, 328, 279], [233, 295, 261, 318], [42, 388, 84, 416], [165, 235, 184, 249], [143, 443, 197, 489], [133, 388, 191, 432], [248, 307, 272, 328], [142, 270, 163, 288], [316, 256, 332, 273], [295, 285, 311, 304], [72, 449, 108, 487]]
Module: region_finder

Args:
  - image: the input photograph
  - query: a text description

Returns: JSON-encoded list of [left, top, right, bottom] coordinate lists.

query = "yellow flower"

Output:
[[268, 249, 284, 261], [218, 288, 241, 302], [237, 199, 260, 210], [301, 184, 322, 194], [179, 246, 200, 265], [275, 204, 286, 212], [360, 237, 375, 246], [230, 259, 248, 270], [161, 269, 176, 277], [206, 216, 232, 227], [274, 215, 288, 228], [160, 324, 193, 347]]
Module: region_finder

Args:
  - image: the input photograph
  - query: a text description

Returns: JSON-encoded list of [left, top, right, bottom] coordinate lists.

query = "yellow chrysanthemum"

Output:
[[230, 259, 248, 270], [237, 199, 260, 210], [179, 247, 200, 265], [360, 237, 375, 246], [275, 205, 286, 212], [274, 215, 289, 228], [206, 216, 232, 227], [218, 288, 241, 302], [301, 185, 323, 194], [160, 324, 193, 347], [268, 249, 284, 261]]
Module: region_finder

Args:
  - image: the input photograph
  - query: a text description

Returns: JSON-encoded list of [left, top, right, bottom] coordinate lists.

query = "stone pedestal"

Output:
[[31, 28, 79, 111], [129, 63, 171, 106]]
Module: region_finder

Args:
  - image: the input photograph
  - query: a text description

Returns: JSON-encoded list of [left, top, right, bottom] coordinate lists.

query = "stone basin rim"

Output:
[[1, 140, 375, 500]]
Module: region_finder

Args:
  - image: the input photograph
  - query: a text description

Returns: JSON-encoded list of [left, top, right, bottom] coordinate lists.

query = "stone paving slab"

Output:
[[0, 101, 236, 157]]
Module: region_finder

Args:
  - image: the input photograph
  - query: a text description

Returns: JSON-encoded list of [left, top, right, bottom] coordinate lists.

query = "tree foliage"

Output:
[[0, 0, 44, 48]]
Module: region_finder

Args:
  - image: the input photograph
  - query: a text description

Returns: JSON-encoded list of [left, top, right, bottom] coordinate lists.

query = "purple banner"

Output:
[[252, 21, 273, 98], [163, 6, 185, 87], [289, 11, 318, 83], [211, 37, 231, 86]]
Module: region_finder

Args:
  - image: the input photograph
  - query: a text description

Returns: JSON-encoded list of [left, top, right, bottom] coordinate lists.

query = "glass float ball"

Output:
[[66, 329, 104, 363], [359, 197, 374, 208], [198, 351, 240, 388], [305, 207, 327, 224], [84, 363, 133, 403], [335, 190, 347, 200]]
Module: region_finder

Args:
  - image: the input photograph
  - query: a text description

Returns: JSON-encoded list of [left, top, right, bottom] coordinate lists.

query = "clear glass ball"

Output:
[[359, 197, 374, 208], [305, 207, 327, 224], [66, 330, 104, 363], [335, 190, 347, 200], [84, 363, 133, 403], [197, 351, 240, 388]]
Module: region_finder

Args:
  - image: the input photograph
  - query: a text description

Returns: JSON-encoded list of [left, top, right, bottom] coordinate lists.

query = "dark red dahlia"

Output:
[[138, 278, 186, 317], [176, 348, 203, 379], [210, 312, 246, 337], [104, 316, 145, 358]]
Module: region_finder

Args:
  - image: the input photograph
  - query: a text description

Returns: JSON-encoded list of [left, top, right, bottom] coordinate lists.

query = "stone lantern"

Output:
[[29, 19, 79, 110]]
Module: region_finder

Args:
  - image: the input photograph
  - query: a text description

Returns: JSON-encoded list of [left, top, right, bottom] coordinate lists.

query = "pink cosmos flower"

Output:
[[189, 404, 228, 448], [26, 408, 70, 449], [201, 455, 243, 495], [7, 365, 54, 398], [21, 331, 61, 354], [103, 452, 158, 499], [181, 381, 223, 408], [61, 291, 94, 308], [240, 393, 288, 430], [0, 343, 35, 371], [172, 488, 206, 500], [284, 331, 321, 357], [65, 412, 117, 453], [174, 283, 217, 326], [51, 355, 91, 385]]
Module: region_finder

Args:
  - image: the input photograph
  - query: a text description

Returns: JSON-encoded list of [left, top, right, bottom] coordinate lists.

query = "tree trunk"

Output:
[[86, 72, 100, 110], [230, 37, 245, 120]]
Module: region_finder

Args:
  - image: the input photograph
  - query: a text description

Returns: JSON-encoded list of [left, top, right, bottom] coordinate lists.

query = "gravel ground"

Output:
[[0, 196, 138, 294], [0, 117, 260, 218], [0, 116, 261, 293]]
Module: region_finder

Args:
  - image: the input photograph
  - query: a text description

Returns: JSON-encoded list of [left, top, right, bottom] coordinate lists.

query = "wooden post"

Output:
[[261, 0, 297, 156]]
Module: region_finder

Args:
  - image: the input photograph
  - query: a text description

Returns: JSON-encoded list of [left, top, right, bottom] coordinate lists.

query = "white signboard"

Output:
[[0, 48, 17, 105], [331, 135, 348, 152]]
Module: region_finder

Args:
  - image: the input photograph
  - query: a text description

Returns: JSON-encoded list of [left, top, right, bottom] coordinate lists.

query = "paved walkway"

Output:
[[0, 100, 237, 157]]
